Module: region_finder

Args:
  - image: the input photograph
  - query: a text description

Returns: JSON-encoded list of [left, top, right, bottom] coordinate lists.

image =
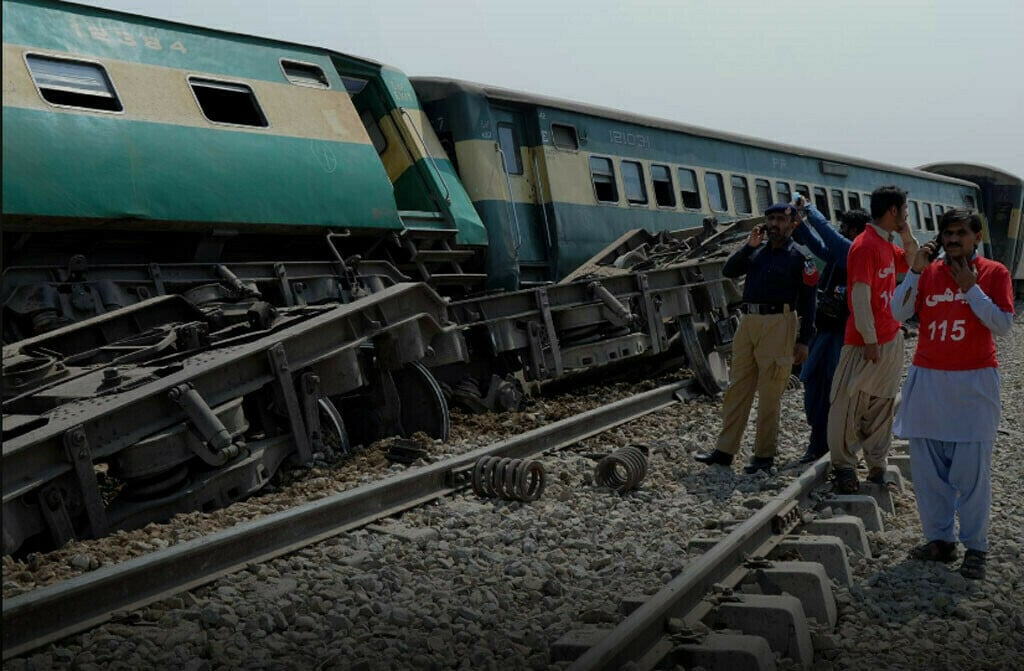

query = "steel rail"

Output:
[[2, 378, 697, 659], [568, 458, 833, 671]]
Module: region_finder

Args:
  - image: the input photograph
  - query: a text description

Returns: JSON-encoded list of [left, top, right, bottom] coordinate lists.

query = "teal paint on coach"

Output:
[[471, 198, 703, 288], [2, 106, 403, 230], [547, 201, 708, 278], [5, 0, 344, 87], [370, 66, 489, 247], [539, 107, 978, 201]]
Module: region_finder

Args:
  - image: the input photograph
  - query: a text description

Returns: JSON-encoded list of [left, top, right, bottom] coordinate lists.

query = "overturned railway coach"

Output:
[[2, 0, 488, 342], [2, 0, 745, 555]]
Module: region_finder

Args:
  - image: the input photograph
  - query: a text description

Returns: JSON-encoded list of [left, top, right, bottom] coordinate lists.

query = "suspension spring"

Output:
[[471, 456, 546, 502], [594, 445, 648, 494]]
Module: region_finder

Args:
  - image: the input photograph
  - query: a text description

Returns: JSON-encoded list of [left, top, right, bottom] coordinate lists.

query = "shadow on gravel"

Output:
[[839, 557, 999, 663], [678, 465, 740, 502]]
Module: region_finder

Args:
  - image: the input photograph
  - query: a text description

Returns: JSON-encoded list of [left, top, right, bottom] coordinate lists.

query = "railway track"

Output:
[[4, 320, 1022, 669], [562, 456, 898, 670], [0, 375, 909, 669], [2, 378, 701, 659]]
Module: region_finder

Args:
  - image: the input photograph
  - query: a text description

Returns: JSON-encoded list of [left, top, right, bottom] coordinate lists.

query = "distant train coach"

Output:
[[412, 78, 1022, 293]]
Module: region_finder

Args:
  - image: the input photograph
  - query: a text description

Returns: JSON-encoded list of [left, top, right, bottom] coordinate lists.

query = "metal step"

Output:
[[426, 273, 488, 286], [398, 211, 457, 237], [412, 248, 476, 263], [397, 210, 445, 222]]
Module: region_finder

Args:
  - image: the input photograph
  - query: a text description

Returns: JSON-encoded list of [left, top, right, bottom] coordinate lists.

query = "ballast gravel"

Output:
[[4, 314, 1023, 671]]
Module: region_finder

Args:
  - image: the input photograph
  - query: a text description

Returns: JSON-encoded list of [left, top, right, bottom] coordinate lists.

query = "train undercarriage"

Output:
[[1, 219, 753, 557]]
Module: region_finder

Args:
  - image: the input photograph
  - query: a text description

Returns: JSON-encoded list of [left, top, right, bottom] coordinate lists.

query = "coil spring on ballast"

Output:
[[594, 445, 648, 493], [471, 456, 546, 502]]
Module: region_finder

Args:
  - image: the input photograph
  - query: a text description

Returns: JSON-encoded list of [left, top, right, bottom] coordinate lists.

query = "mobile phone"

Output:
[[926, 235, 941, 261]]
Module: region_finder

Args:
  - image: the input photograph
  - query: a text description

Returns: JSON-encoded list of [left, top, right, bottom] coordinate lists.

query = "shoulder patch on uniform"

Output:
[[803, 257, 819, 286]]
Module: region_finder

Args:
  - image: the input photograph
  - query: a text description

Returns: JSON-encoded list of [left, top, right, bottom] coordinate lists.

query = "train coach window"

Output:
[[340, 77, 368, 95], [831, 189, 845, 214], [755, 179, 773, 213], [964, 194, 977, 209], [497, 123, 523, 174], [935, 204, 945, 219], [651, 164, 675, 207], [622, 161, 648, 205], [551, 123, 579, 151], [731, 175, 752, 215], [189, 78, 268, 127], [909, 201, 921, 230], [705, 172, 728, 213], [25, 54, 123, 112], [589, 156, 618, 203], [813, 187, 831, 219], [776, 181, 792, 204], [281, 60, 330, 89], [862, 193, 871, 210], [678, 168, 702, 210], [795, 184, 810, 201], [922, 202, 935, 231], [849, 192, 861, 210]]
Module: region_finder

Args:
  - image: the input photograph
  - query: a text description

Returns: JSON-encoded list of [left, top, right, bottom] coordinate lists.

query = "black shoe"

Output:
[[798, 447, 827, 464], [743, 456, 774, 474], [832, 467, 859, 494], [909, 540, 959, 563], [694, 449, 734, 466], [866, 466, 887, 485], [960, 549, 986, 580]]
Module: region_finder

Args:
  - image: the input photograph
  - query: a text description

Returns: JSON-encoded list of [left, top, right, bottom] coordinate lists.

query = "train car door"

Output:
[[492, 107, 553, 287]]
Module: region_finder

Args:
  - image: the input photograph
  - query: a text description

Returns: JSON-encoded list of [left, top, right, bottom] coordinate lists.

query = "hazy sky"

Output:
[[74, 0, 1023, 179]]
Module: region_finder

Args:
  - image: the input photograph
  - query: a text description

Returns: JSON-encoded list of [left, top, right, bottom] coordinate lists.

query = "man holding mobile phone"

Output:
[[695, 203, 817, 474], [892, 208, 1014, 580]]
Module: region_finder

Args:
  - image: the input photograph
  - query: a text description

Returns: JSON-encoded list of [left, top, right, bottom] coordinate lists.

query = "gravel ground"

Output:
[[4, 314, 1022, 671]]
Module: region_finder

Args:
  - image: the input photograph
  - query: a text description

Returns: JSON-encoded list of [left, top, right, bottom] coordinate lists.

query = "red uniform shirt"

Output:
[[844, 226, 909, 346], [913, 256, 1015, 370]]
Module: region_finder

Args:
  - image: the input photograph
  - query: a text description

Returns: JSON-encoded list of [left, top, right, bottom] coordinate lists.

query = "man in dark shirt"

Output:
[[695, 203, 817, 473]]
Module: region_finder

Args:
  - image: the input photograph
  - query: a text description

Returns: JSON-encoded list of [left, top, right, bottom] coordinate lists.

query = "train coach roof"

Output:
[[918, 163, 1023, 186], [42, 0, 391, 70], [412, 76, 979, 189]]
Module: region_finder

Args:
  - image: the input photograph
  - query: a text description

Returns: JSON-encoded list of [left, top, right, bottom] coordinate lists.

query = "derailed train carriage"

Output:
[[2, 0, 745, 555], [2, 0, 1021, 556], [2, 0, 491, 344]]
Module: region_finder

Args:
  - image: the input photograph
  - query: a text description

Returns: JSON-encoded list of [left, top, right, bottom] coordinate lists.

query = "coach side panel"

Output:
[[2, 0, 402, 233]]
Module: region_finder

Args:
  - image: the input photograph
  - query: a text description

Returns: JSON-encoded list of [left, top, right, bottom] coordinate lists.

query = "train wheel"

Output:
[[339, 362, 449, 446], [678, 315, 730, 395], [391, 362, 450, 442], [317, 397, 351, 457]]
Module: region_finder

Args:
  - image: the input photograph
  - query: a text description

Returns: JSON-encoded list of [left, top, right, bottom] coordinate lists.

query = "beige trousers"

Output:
[[716, 311, 798, 458], [826, 334, 904, 470]]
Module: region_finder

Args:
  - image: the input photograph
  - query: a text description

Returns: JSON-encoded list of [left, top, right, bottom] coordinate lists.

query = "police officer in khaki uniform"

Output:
[[695, 203, 817, 473]]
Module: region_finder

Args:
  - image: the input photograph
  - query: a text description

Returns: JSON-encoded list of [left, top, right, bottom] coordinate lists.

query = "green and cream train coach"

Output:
[[2, 0, 486, 339], [412, 78, 1020, 292]]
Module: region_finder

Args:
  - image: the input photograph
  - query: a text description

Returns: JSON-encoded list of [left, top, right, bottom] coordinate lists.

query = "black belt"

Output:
[[742, 302, 791, 315]]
